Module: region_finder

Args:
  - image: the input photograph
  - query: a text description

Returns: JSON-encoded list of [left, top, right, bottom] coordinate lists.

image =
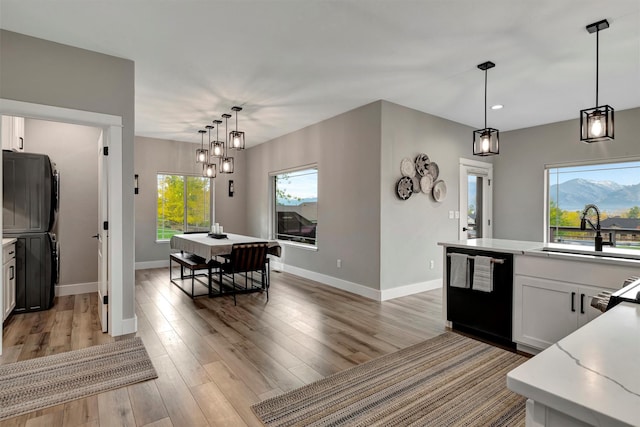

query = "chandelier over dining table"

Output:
[[195, 106, 245, 177]]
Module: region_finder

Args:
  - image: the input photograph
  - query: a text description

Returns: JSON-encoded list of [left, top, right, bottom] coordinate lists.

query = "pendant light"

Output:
[[580, 19, 614, 143], [210, 119, 224, 158], [473, 61, 499, 156], [221, 113, 234, 173], [203, 125, 217, 178], [229, 106, 245, 149], [196, 129, 208, 163]]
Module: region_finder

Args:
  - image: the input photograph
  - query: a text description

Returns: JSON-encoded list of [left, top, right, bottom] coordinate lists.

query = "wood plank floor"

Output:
[[1, 268, 445, 426]]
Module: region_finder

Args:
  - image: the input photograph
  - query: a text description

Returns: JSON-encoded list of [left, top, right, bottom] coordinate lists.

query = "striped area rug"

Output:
[[0, 337, 157, 421], [252, 332, 527, 426]]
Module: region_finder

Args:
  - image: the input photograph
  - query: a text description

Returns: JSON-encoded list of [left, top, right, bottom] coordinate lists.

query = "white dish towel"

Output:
[[472, 255, 494, 292], [449, 253, 469, 288]]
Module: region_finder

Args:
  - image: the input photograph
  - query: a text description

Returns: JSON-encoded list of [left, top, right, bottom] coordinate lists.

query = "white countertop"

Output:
[[507, 302, 640, 427], [438, 238, 544, 254], [2, 238, 17, 247]]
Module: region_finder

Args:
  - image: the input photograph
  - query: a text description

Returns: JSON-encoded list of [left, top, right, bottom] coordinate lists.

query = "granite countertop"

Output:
[[507, 302, 640, 427]]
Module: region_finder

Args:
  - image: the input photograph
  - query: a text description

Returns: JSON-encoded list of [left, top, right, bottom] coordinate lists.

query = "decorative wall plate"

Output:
[[400, 158, 416, 177], [432, 180, 447, 202], [420, 175, 433, 194], [427, 162, 440, 180], [414, 153, 430, 176], [411, 176, 421, 193], [396, 176, 413, 200]]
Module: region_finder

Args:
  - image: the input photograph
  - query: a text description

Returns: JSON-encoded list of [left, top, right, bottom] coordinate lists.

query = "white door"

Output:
[[459, 158, 493, 239], [97, 132, 108, 332]]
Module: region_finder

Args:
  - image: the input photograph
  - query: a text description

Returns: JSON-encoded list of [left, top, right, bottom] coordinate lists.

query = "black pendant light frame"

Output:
[[203, 125, 217, 178], [580, 19, 614, 143], [196, 129, 208, 163], [229, 106, 246, 150], [221, 113, 234, 173], [473, 61, 499, 156], [210, 119, 224, 158]]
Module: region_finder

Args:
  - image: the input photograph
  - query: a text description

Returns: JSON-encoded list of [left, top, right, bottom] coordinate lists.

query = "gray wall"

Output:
[[380, 101, 479, 290], [0, 30, 136, 319], [25, 119, 101, 286], [245, 102, 382, 290], [134, 135, 247, 263], [493, 107, 640, 241]]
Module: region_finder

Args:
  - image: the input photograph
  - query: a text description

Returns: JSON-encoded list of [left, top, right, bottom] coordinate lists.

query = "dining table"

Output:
[[169, 232, 281, 260]]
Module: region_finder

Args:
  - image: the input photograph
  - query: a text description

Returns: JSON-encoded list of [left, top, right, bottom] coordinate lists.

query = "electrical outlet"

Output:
[[430, 260, 435, 269], [337, 259, 342, 268]]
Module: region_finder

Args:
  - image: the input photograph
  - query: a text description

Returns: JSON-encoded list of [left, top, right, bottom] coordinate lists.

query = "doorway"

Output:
[[459, 158, 493, 240], [0, 98, 125, 356]]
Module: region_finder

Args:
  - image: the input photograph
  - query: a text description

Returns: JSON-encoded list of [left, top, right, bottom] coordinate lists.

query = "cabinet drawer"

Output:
[[3, 243, 16, 261]]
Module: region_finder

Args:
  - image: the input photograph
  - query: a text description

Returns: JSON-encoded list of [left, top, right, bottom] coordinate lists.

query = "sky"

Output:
[[549, 161, 640, 186], [276, 169, 318, 200]]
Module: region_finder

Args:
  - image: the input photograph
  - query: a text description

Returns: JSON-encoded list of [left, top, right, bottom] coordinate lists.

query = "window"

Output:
[[273, 167, 318, 246], [547, 160, 640, 248], [157, 174, 212, 241]]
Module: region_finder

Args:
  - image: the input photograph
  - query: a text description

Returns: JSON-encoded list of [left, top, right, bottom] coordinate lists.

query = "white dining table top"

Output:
[[170, 233, 281, 260]]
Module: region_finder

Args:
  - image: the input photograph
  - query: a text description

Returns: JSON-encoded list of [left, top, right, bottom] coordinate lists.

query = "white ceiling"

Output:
[[1, 1, 639, 147]]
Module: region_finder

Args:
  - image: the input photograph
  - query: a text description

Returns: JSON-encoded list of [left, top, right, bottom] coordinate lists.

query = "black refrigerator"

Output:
[[3, 151, 60, 313]]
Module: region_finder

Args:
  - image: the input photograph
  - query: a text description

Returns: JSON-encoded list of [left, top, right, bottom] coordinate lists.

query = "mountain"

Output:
[[277, 197, 318, 206], [550, 178, 640, 212]]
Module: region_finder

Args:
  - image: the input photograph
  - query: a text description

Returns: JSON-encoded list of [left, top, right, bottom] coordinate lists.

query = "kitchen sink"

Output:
[[540, 244, 640, 260]]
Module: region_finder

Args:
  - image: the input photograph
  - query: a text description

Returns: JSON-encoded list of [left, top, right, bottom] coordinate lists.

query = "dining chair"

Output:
[[216, 242, 269, 305]]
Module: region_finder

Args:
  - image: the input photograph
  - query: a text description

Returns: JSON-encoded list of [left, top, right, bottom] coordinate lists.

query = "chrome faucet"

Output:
[[580, 204, 614, 251]]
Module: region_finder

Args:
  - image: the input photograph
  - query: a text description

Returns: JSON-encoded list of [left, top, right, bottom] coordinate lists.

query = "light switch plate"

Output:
[[448, 211, 454, 219]]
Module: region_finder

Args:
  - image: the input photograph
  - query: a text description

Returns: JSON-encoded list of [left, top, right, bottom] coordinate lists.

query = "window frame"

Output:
[[156, 172, 214, 243], [270, 164, 318, 250], [544, 156, 640, 245]]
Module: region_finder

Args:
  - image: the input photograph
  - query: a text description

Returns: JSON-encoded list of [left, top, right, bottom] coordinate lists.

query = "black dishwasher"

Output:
[[446, 247, 514, 348]]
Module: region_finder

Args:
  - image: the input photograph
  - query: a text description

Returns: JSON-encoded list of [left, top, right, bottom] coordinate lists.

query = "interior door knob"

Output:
[[462, 227, 469, 231]]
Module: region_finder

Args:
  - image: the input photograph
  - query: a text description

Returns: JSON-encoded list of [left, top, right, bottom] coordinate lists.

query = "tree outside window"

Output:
[[157, 174, 211, 240]]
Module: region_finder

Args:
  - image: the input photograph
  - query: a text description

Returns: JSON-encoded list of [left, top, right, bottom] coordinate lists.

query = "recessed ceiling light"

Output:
[[491, 104, 503, 110]]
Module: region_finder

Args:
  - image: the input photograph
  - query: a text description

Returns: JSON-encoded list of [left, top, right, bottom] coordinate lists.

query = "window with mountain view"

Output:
[[547, 160, 640, 248], [273, 167, 318, 246], [157, 174, 212, 240]]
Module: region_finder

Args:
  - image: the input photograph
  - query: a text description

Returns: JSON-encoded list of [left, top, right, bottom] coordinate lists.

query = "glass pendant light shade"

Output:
[[204, 162, 217, 178], [580, 19, 614, 143], [581, 105, 614, 142], [229, 106, 245, 149], [472, 61, 499, 156], [221, 157, 234, 173], [209, 119, 224, 158], [196, 129, 208, 163], [473, 128, 500, 156]]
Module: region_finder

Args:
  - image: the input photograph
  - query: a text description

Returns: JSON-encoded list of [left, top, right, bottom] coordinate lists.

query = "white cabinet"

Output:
[[1, 115, 25, 152], [3, 241, 17, 322], [513, 275, 612, 350], [513, 254, 640, 352]]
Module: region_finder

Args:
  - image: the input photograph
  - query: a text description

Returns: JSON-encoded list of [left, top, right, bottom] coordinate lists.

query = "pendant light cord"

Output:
[[484, 69, 488, 129], [595, 28, 599, 107]]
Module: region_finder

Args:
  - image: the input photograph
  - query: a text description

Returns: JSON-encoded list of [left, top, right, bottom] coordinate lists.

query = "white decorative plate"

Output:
[[420, 175, 433, 194], [432, 180, 447, 202], [397, 176, 413, 200], [400, 158, 416, 177], [415, 153, 430, 176], [427, 162, 439, 180]]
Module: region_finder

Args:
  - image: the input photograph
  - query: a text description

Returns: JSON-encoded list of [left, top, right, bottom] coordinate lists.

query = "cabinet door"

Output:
[[577, 285, 610, 328], [1, 116, 13, 151], [13, 116, 25, 152], [514, 275, 578, 350], [3, 259, 16, 321]]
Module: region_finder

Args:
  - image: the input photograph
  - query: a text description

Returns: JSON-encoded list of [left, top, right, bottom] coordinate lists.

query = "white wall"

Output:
[[380, 101, 480, 292], [25, 119, 101, 287], [0, 30, 136, 321], [245, 101, 382, 292], [493, 107, 640, 241], [134, 135, 247, 265]]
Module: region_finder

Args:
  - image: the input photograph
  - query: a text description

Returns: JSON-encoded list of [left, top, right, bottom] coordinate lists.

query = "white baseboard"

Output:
[[379, 279, 442, 301], [135, 260, 169, 270], [121, 315, 138, 335], [279, 264, 381, 300], [55, 281, 98, 296]]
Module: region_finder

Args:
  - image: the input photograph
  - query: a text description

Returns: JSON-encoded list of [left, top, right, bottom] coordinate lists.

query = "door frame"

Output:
[[459, 158, 493, 240], [0, 98, 124, 355]]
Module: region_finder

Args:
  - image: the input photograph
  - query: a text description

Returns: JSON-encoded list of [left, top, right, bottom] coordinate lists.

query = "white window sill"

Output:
[[277, 240, 318, 252]]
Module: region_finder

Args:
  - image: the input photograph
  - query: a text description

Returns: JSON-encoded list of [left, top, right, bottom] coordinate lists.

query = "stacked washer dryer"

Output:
[[3, 151, 59, 313]]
